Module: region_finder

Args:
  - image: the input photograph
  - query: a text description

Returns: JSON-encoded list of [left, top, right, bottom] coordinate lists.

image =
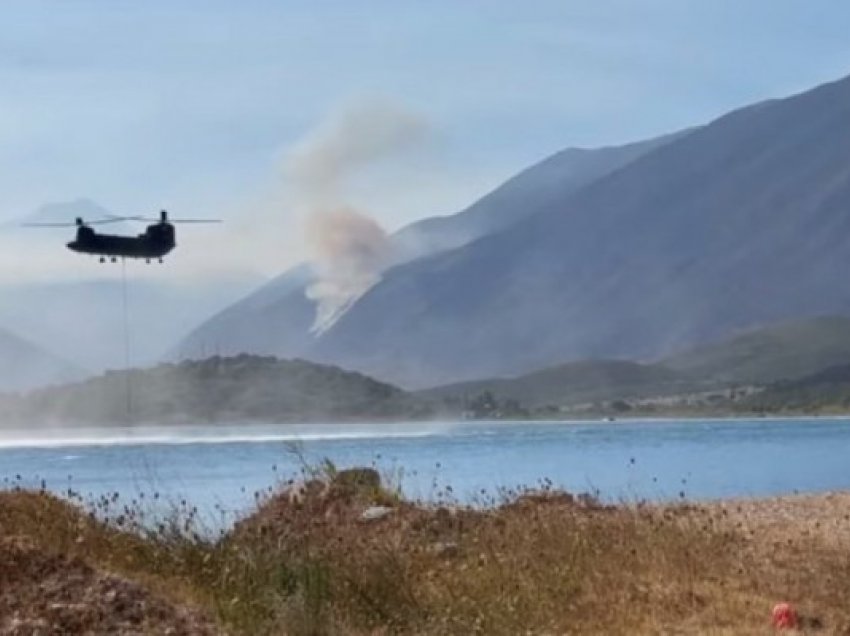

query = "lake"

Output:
[[1, 418, 849, 525]]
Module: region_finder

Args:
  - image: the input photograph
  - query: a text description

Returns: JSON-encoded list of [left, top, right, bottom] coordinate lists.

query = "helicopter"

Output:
[[24, 210, 220, 263]]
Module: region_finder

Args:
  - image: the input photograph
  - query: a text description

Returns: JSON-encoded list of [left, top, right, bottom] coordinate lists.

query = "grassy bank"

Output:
[[2, 471, 850, 634]]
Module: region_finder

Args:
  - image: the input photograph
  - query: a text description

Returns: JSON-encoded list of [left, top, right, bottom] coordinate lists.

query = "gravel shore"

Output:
[[703, 491, 850, 551]]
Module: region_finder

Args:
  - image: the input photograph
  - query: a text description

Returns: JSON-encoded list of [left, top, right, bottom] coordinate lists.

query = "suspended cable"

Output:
[[121, 257, 132, 419]]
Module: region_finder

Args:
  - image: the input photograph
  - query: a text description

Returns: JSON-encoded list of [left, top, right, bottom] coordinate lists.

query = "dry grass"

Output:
[[2, 472, 850, 634]]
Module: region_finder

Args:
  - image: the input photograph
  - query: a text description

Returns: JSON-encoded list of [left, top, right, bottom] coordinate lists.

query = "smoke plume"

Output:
[[304, 206, 391, 333], [285, 101, 428, 333]]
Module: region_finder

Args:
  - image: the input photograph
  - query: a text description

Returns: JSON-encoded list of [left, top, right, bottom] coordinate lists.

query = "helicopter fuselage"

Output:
[[67, 222, 176, 259]]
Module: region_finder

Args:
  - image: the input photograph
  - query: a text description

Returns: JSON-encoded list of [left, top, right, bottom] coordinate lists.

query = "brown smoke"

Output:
[[285, 101, 428, 333], [304, 206, 391, 333]]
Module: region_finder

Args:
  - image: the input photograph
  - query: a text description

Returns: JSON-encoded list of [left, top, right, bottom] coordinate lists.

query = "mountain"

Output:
[[171, 264, 316, 360], [662, 316, 850, 384], [174, 132, 686, 361], [0, 327, 81, 391], [391, 131, 688, 262], [311, 73, 850, 387], [422, 359, 687, 408], [0, 355, 429, 425]]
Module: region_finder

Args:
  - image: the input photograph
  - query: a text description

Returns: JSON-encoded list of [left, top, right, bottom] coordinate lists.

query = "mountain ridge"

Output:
[[311, 72, 850, 387]]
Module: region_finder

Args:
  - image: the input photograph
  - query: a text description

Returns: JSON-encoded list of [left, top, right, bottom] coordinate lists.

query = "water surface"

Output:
[[1, 418, 848, 524]]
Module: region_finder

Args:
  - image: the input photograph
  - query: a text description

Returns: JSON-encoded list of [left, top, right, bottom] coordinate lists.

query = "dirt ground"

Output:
[[0, 535, 217, 636]]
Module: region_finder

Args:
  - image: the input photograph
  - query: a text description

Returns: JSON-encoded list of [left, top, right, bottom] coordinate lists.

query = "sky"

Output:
[[2, 0, 850, 279]]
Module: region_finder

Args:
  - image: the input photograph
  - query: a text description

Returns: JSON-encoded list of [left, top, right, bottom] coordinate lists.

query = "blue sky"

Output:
[[2, 1, 850, 274]]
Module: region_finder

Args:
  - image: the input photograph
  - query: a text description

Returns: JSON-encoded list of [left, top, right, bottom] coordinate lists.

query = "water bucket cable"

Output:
[[121, 257, 132, 418]]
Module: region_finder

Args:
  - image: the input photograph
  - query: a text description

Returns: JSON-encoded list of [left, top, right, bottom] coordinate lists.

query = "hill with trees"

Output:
[[425, 316, 850, 414], [0, 355, 430, 425], [661, 316, 850, 384], [422, 360, 690, 409], [743, 364, 850, 413]]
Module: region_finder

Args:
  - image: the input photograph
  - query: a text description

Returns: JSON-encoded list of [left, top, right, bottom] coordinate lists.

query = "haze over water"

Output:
[[1, 418, 849, 525]]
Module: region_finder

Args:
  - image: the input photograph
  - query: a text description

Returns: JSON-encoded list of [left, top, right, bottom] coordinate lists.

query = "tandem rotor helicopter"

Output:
[[24, 210, 220, 263]]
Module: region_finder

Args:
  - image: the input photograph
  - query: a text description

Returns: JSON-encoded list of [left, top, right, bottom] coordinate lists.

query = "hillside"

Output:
[[173, 132, 684, 362], [423, 316, 850, 409], [744, 364, 850, 413], [311, 73, 850, 387], [0, 327, 81, 391], [661, 316, 850, 384], [171, 264, 316, 361], [422, 360, 691, 408], [0, 354, 428, 425], [392, 130, 688, 262]]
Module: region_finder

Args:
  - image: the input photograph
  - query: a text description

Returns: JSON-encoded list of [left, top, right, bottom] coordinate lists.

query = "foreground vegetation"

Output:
[[3, 468, 850, 634]]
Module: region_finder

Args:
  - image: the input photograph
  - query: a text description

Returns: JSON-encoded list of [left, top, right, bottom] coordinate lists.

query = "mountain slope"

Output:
[[423, 315, 850, 407], [174, 132, 685, 362], [312, 74, 850, 387], [169, 264, 316, 360], [422, 359, 687, 407], [745, 364, 850, 412], [662, 316, 850, 384], [392, 130, 688, 261], [0, 327, 81, 391]]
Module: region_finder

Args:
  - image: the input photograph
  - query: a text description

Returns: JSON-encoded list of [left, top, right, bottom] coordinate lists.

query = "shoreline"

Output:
[[1, 411, 849, 447]]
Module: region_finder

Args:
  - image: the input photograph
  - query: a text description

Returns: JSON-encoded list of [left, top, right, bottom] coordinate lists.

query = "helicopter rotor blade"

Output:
[[102, 214, 145, 222], [87, 218, 134, 225], [21, 222, 78, 228], [24, 214, 223, 228], [22, 216, 136, 228], [130, 217, 222, 224], [169, 219, 222, 224]]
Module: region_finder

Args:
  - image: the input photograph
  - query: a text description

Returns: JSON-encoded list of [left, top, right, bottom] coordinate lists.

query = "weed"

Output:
[[3, 467, 850, 634]]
